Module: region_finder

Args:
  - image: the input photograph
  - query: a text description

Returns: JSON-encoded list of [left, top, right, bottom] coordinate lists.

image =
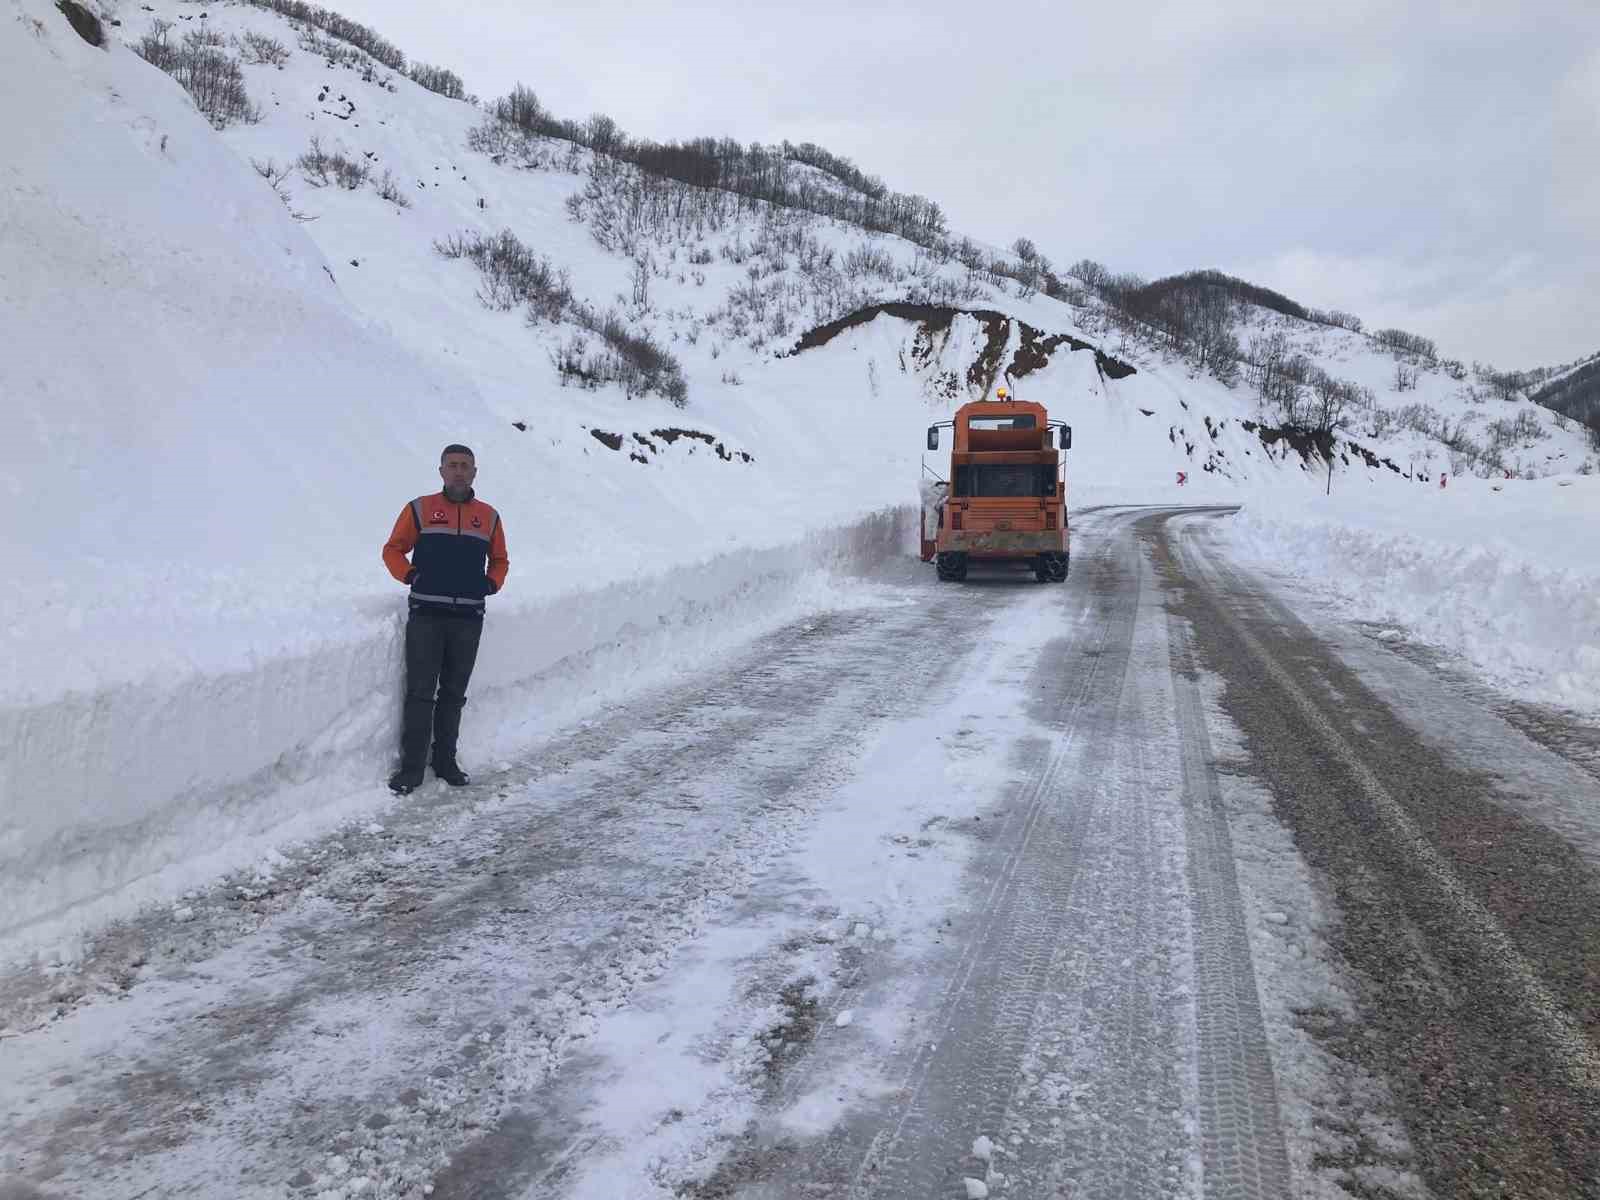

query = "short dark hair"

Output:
[[440, 443, 475, 463]]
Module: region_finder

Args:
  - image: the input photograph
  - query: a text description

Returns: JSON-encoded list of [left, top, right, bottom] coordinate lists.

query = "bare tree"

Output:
[[1067, 258, 1111, 289], [237, 31, 289, 65], [409, 61, 466, 99], [583, 112, 624, 155], [134, 22, 260, 127], [1374, 327, 1438, 363], [495, 83, 550, 134]]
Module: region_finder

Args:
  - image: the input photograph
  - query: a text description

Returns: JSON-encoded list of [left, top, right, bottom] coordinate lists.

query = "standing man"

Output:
[[382, 444, 509, 794]]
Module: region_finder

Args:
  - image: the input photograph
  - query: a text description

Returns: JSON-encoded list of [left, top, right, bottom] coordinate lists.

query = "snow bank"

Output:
[[0, 8, 929, 950], [0, 507, 913, 950], [1224, 476, 1600, 714]]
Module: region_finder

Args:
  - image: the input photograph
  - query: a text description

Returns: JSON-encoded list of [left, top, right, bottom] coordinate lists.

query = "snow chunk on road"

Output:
[[963, 1177, 990, 1198], [972, 1134, 995, 1160]]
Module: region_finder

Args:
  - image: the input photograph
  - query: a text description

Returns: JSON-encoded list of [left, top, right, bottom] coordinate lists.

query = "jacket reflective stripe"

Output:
[[415, 526, 492, 542], [406, 491, 502, 608]]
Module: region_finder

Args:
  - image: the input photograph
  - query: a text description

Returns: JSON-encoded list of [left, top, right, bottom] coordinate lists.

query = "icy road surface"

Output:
[[3, 507, 1598, 1199]]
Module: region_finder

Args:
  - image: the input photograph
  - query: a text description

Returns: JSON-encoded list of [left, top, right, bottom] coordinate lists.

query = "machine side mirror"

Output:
[[1060, 425, 1073, 450], [927, 426, 940, 451]]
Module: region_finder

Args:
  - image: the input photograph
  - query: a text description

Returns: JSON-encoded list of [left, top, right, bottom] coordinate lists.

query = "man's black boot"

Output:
[[389, 767, 425, 795], [431, 760, 470, 787]]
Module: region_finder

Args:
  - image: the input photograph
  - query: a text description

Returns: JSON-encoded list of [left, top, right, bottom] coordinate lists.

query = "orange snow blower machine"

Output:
[[921, 385, 1072, 582]]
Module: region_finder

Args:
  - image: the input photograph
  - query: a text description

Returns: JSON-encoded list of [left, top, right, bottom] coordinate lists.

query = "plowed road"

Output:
[[4, 507, 1598, 1200]]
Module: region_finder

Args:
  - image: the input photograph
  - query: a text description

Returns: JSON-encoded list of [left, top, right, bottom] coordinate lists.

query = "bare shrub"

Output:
[[1374, 327, 1438, 364], [630, 253, 653, 310], [251, 157, 314, 222], [240, 0, 405, 70], [1487, 410, 1546, 449], [1364, 407, 1397, 439], [252, 157, 293, 204], [471, 86, 951, 251], [548, 317, 688, 407], [435, 229, 573, 319], [409, 61, 465, 99], [297, 137, 369, 189], [1393, 403, 1443, 438], [467, 118, 527, 159], [375, 169, 411, 209], [1478, 366, 1527, 402], [134, 22, 261, 128], [1244, 332, 1365, 434], [238, 31, 290, 66], [331, 156, 369, 189], [584, 309, 687, 404], [297, 136, 333, 184], [297, 26, 366, 69], [843, 243, 896, 280], [134, 19, 179, 70]]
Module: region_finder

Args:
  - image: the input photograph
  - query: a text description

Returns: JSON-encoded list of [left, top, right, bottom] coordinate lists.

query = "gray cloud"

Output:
[[332, 0, 1597, 367]]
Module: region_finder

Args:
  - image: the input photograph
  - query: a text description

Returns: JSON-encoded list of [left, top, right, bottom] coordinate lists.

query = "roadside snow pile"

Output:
[[0, 6, 918, 954], [1225, 476, 1600, 714]]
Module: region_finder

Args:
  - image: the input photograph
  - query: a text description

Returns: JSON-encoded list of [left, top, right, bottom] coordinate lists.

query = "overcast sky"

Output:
[[335, 0, 1597, 369]]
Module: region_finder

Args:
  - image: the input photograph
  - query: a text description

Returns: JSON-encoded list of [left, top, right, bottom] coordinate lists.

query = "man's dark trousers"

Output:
[[400, 609, 483, 772]]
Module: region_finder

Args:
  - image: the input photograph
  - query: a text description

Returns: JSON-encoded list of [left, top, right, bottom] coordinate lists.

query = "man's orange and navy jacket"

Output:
[[383, 490, 509, 616]]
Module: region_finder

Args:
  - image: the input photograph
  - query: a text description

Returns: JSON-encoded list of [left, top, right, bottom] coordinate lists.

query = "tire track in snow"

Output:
[[1165, 511, 1600, 1198], [727, 508, 1299, 1200], [838, 511, 1190, 1198], [1160, 517, 1293, 1199], [0, 592, 998, 1200], [994, 528, 1196, 1199]]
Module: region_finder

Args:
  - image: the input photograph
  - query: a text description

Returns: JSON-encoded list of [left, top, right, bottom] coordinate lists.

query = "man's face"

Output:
[[440, 453, 477, 495]]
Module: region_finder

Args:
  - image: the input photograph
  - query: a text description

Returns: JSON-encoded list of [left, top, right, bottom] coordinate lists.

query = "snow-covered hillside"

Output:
[[4, 0, 1596, 954]]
